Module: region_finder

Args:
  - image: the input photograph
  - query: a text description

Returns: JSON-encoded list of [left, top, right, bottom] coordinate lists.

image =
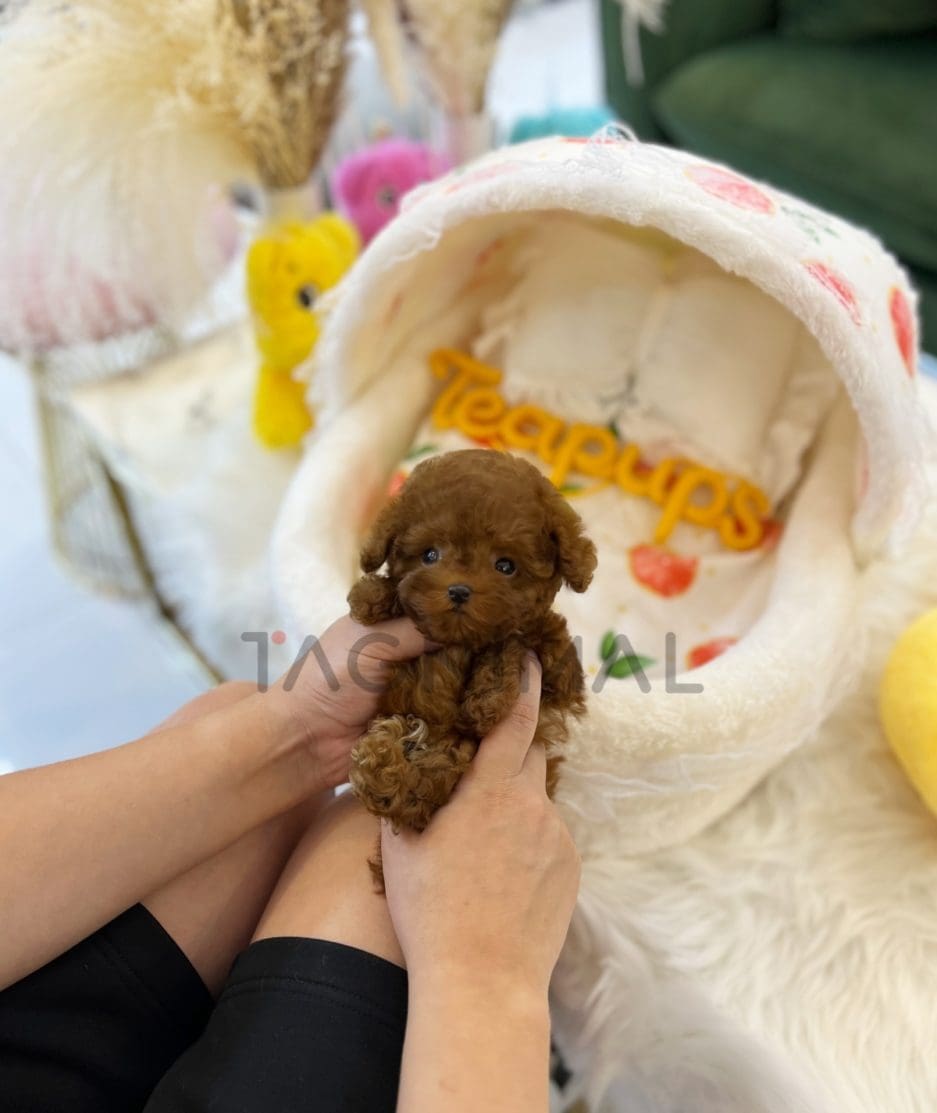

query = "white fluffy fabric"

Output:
[[309, 137, 930, 558], [271, 137, 937, 1112], [550, 375, 937, 1113], [275, 332, 863, 856], [70, 322, 299, 681], [0, 1, 259, 352], [278, 137, 932, 856], [469, 216, 839, 502]]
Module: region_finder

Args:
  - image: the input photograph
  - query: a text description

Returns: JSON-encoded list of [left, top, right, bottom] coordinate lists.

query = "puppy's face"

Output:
[[359, 451, 596, 648]]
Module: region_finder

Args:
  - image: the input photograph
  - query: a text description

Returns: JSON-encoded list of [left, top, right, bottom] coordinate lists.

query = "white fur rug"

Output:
[[73, 289, 937, 1109], [551, 378, 937, 1113]]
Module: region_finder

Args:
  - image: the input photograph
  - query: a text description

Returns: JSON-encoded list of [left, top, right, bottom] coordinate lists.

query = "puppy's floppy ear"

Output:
[[544, 488, 597, 593], [359, 496, 405, 572]]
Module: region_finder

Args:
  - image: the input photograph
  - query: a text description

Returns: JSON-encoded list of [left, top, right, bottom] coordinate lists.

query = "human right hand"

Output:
[[380, 655, 581, 999]]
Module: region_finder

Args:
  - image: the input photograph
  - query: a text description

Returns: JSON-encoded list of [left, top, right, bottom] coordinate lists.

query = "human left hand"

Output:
[[264, 614, 437, 793]]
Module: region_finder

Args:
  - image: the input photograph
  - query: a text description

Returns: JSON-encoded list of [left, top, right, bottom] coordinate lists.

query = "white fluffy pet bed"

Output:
[[273, 136, 934, 1112]]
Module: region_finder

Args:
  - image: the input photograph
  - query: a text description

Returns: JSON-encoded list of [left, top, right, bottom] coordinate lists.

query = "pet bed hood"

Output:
[[309, 134, 930, 561]]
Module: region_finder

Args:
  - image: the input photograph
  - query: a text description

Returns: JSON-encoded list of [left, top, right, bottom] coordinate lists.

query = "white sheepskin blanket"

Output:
[[551, 375, 937, 1113]]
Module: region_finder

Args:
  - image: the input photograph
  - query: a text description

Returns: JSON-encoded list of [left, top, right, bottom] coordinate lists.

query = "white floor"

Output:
[[0, 354, 208, 770]]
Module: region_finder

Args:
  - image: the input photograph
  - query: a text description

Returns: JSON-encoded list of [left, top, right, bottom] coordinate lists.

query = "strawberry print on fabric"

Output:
[[889, 286, 916, 376], [804, 261, 861, 325], [628, 544, 699, 598], [685, 165, 774, 214], [759, 519, 784, 552], [387, 469, 408, 498], [686, 636, 738, 670]]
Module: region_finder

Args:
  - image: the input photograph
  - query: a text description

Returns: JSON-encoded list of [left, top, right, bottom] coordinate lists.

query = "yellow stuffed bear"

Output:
[[247, 212, 359, 448]]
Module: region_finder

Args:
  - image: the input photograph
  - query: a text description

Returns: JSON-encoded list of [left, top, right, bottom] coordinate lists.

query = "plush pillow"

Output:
[[779, 0, 937, 40], [625, 263, 839, 501], [629, 269, 800, 481], [473, 219, 664, 424], [472, 218, 837, 504]]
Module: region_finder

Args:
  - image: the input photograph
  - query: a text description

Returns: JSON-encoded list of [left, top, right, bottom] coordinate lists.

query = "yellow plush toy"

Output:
[[246, 212, 359, 448], [880, 607, 937, 817]]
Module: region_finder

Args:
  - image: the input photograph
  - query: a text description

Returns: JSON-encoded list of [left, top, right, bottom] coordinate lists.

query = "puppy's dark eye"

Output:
[[494, 557, 516, 576], [422, 548, 440, 565]]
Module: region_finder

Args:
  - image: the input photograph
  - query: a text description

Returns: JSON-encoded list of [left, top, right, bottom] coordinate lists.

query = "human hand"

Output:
[[380, 655, 581, 1000], [264, 614, 437, 794]]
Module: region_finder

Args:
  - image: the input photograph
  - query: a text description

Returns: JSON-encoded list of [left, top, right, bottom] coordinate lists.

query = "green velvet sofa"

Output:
[[599, 0, 937, 349]]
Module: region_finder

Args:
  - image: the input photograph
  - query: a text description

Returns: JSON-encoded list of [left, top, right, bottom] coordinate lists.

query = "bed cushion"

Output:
[[472, 217, 838, 502]]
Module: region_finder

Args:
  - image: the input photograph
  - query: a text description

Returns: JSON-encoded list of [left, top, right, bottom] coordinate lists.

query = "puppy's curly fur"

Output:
[[347, 449, 597, 888]]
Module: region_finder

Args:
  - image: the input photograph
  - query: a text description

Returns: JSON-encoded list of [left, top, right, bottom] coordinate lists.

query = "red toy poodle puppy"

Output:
[[347, 449, 597, 887]]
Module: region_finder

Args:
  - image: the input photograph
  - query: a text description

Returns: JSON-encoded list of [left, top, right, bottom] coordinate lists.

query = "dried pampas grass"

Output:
[[360, 0, 411, 106], [215, 0, 350, 188], [364, 0, 516, 117], [0, 0, 350, 351]]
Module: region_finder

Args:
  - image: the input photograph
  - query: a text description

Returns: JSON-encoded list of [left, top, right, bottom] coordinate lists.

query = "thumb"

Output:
[[470, 654, 542, 782], [365, 616, 441, 660], [344, 616, 439, 689]]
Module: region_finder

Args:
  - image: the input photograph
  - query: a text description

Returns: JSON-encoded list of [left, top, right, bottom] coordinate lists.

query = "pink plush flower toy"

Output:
[[331, 138, 450, 245]]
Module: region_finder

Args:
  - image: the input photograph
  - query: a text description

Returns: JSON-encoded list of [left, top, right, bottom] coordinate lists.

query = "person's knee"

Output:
[[143, 791, 331, 995], [254, 793, 404, 969]]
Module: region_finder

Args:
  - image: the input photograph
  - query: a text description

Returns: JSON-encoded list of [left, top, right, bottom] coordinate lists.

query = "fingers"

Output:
[[331, 614, 439, 690], [363, 616, 441, 660], [472, 655, 543, 781], [339, 615, 438, 663]]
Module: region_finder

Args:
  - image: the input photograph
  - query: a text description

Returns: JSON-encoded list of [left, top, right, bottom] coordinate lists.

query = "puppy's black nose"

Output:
[[447, 584, 472, 605]]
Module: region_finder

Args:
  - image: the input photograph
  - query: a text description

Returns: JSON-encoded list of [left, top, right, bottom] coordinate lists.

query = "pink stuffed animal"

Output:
[[331, 138, 450, 245]]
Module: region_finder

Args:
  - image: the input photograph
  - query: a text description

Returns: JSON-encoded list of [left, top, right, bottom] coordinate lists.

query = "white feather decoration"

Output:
[[0, 0, 256, 351], [0, 0, 350, 353]]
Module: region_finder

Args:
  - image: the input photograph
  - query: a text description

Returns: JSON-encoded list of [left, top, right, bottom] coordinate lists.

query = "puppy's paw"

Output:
[[350, 714, 431, 828], [347, 574, 400, 625], [350, 716, 476, 831]]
